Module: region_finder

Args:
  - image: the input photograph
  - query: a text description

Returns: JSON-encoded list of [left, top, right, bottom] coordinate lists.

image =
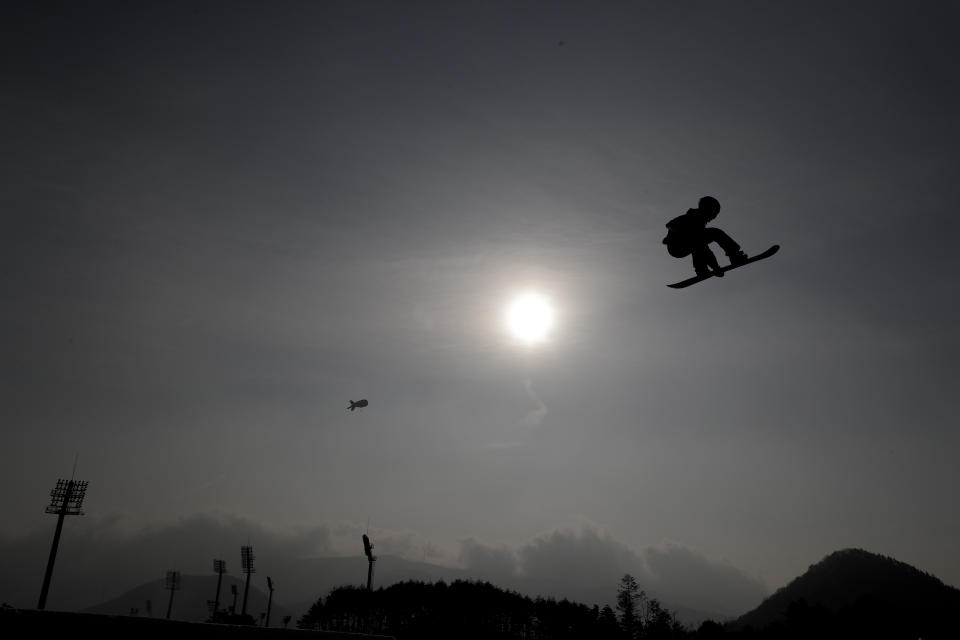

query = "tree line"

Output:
[[297, 574, 688, 639], [296, 562, 960, 639]]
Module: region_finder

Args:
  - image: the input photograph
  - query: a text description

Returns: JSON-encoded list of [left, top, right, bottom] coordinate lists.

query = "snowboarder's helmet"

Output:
[[698, 196, 720, 214]]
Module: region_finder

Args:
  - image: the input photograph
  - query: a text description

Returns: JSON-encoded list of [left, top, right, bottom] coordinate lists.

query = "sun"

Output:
[[504, 291, 556, 346]]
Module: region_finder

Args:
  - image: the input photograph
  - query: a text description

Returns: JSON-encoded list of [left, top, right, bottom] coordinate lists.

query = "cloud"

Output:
[[331, 521, 439, 560], [458, 526, 768, 619], [420, 540, 443, 561], [644, 543, 769, 617], [459, 537, 518, 582], [518, 527, 643, 586]]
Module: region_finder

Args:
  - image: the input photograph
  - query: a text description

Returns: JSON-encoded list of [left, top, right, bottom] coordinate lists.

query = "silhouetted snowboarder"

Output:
[[348, 399, 368, 411], [663, 196, 748, 277], [664, 196, 779, 288]]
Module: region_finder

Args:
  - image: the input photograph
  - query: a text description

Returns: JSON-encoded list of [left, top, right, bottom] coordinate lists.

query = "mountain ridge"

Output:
[[733, 548, 960, 636]]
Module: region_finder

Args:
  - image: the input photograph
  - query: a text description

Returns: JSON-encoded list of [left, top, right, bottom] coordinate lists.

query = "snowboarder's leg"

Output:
[[703, 228, 748, 265], [691, 245, 722, 277]]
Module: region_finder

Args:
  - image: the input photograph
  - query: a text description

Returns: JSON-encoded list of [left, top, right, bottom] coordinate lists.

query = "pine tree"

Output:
[[616, 573, 642, 639], [296, 596, 324, 630]]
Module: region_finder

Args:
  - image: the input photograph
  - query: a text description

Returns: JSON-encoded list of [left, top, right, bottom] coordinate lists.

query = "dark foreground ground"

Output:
[[0, 608, 394, 640]]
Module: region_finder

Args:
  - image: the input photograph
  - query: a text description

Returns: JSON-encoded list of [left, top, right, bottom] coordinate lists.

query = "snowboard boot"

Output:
[[694, 249, 724, 277], [698, 263, 724, 277], [728, 249, 749, 266]]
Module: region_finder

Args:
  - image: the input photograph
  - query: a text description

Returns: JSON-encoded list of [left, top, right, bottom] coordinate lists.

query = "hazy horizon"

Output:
[[2, 513, 773, 622], [3, 0, 958, 619]]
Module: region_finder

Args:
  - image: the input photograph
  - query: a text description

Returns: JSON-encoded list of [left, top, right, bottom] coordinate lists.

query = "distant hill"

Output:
[[280, 554, 470, 617], [733, 548, 960, 638], [287, 555, 727, 626], [82, 574, 294, 626]]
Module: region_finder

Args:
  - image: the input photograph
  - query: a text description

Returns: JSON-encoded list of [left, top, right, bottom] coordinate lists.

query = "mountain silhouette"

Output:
[[733, 548, 960, 638]]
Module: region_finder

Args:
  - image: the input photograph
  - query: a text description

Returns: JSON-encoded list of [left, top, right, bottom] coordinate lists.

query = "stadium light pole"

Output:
[[212, 559, 226, 619], [37, 478, 88, 609], [265, 576, 274, 628], [240, 546, 255, 616], [363, 534, 377, 591], [165, 570, 181, 619]]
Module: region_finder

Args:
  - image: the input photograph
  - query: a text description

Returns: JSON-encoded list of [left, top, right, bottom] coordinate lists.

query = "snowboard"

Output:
[[667, 245, 779, 289]]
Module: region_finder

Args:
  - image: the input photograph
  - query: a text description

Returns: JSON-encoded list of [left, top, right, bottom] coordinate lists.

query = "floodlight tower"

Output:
[[265, 576, 275, 627], [37, 477, 89, 609], [230, 584, 239, 614], [164, 570, 181, 619], [362, 534, 376, 591], [212, 559, 226, 618], [240, 545, 255, 616]]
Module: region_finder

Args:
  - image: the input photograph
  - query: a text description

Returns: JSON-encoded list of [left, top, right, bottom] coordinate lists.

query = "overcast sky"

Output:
[[3, 0, 959, 616]]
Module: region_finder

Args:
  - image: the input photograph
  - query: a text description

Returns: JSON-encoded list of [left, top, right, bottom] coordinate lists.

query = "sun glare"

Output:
[[504, 291, 556, 346]]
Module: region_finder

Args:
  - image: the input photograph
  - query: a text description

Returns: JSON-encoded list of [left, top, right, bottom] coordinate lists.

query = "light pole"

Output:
[[212, 559, 226, 619], [37, 478, 88, 609], [240, 546, 255, 616], [363, 534, 377, 591], [265, 576, 274, 627], [164, 571, 181, 619]]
